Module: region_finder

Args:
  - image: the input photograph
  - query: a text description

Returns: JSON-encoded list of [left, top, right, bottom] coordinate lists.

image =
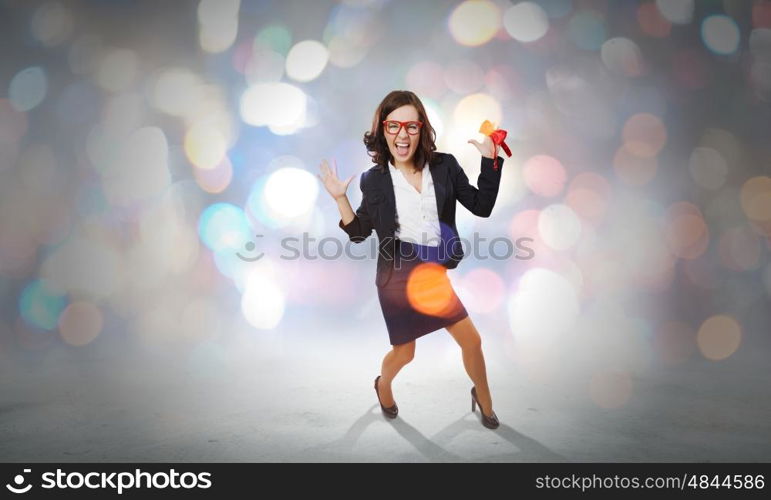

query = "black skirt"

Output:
[[377, 239, 469, 345]]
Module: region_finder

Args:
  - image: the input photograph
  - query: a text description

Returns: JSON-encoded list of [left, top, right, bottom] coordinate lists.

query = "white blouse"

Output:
[[388, 162, 442, 247]]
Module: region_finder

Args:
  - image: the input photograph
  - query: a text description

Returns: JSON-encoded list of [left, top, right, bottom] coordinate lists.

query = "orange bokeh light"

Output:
[[664, 202, 709, 260], [622, 113, 667, 158], [406, 262, 462, 317]]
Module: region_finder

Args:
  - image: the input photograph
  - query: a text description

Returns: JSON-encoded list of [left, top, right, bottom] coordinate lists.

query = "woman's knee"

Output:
[[463, 331, 482, 351], [448, 319, 483, 351], [393, 342, 415, 363]]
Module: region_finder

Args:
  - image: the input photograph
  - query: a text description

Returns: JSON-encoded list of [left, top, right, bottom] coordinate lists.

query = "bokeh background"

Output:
[[1, 0, 770, 462]]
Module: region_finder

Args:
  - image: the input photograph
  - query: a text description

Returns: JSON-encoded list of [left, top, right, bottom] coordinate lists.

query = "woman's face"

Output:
[[384, 104, 420, 165]]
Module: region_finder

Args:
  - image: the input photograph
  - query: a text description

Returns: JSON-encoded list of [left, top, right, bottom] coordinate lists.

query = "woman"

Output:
[[318, 90, 504, 429]]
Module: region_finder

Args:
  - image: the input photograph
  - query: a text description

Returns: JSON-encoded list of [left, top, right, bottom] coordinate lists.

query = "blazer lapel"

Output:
[[431, 157, 447, 218], [376, 165, 397, 234]]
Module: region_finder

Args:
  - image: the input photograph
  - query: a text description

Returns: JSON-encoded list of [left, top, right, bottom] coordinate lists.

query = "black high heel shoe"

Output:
[[375, 376, 398, 419], [471, 387, 499, 429]]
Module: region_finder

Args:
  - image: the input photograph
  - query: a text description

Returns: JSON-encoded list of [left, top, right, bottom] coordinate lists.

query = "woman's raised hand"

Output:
[[467, 133, 496, 160], [318, 158, 354, 200]]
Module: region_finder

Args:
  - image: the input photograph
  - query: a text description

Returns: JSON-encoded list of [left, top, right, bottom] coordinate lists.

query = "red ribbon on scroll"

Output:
[[479, 120, 512, 171]]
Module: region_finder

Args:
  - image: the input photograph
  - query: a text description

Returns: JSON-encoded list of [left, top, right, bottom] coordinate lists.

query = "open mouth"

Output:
[[395, 141, 410, 156]]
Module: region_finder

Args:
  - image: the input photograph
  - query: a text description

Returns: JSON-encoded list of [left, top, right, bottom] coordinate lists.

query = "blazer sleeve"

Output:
[[451, 154, 504, 218], [338, 172, 375, 243]]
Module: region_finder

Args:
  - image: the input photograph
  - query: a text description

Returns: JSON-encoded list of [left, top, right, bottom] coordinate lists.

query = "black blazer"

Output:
[[338, 152, 504, 288]]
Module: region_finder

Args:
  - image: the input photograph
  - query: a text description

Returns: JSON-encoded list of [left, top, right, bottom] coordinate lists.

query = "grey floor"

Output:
[[1, 317, 770, 463]]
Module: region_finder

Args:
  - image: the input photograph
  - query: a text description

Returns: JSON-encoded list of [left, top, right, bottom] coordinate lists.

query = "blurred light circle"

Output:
[[453, 93, 502, 123], [503, 2, 548, 43], [637, 2, 671, 38], [152, 67, 203, 116], [697, 315, 741, 360], [323, 3, 381, 66], [199, 20, 238, 54], [19, 280, 67, 331], [198, 0, 240, 25], [655, 0, 693, 24], [701, 15, 740, 56], [664, 202, 709, 260], [448, 0, 501, 47], [264, 167, 319, 219], [522, 154, 566, 197], [484, 64, 521, 103], [197, 0, 239, 53], [327, 34, 369, 69], [567, 10, 606, 51], [255, 24, 292, 56], [406, 61, 446, 99], [444, 59, 485, 95], [699, 127, 741, 167], [613, 144, 658, 185], [285, 40, 329, 82], [509, 209, 546, 259], [718, 226, 762, 271], [8, 67, 47, 112], [193, 156, 233, 194], [538, 204, 582, 250], [622, 113, 667, 157], [452, 93, 502, 132], [198, 202, 253, 254], [754, 2, 771, 28], [406, 263, 462, 318], [589, 371, 632, 409], [58, 301, 103, 346], [185, 123, 226, 170], [240, 82, 307, 130], [688, 147, 728, 190], [601, 37, 644, 77], [565, 172, 611, 224], [96, 49, 138, 92], [629, 226, 677, 291], [245, 175, 277, 229], [740, 176, 771, 222], [241, 273, 285, 330], [31, 2, 73, 46], [457, 267, 505, 314]]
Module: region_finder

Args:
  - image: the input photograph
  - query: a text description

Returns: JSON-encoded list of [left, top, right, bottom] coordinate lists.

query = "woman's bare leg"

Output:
[[445, 316, 494, 416], [377, 340, 415, 407]]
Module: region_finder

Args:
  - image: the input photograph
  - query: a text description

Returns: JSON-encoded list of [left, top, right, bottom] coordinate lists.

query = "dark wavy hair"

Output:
[[363, 90, 438, 173]]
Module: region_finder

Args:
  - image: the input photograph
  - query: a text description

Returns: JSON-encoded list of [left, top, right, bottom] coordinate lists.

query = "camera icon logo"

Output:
[[6, 469, 32, 494]]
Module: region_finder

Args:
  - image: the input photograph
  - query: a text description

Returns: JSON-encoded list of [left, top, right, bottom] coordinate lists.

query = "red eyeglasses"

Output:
[[382, 120, 423, 135]]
